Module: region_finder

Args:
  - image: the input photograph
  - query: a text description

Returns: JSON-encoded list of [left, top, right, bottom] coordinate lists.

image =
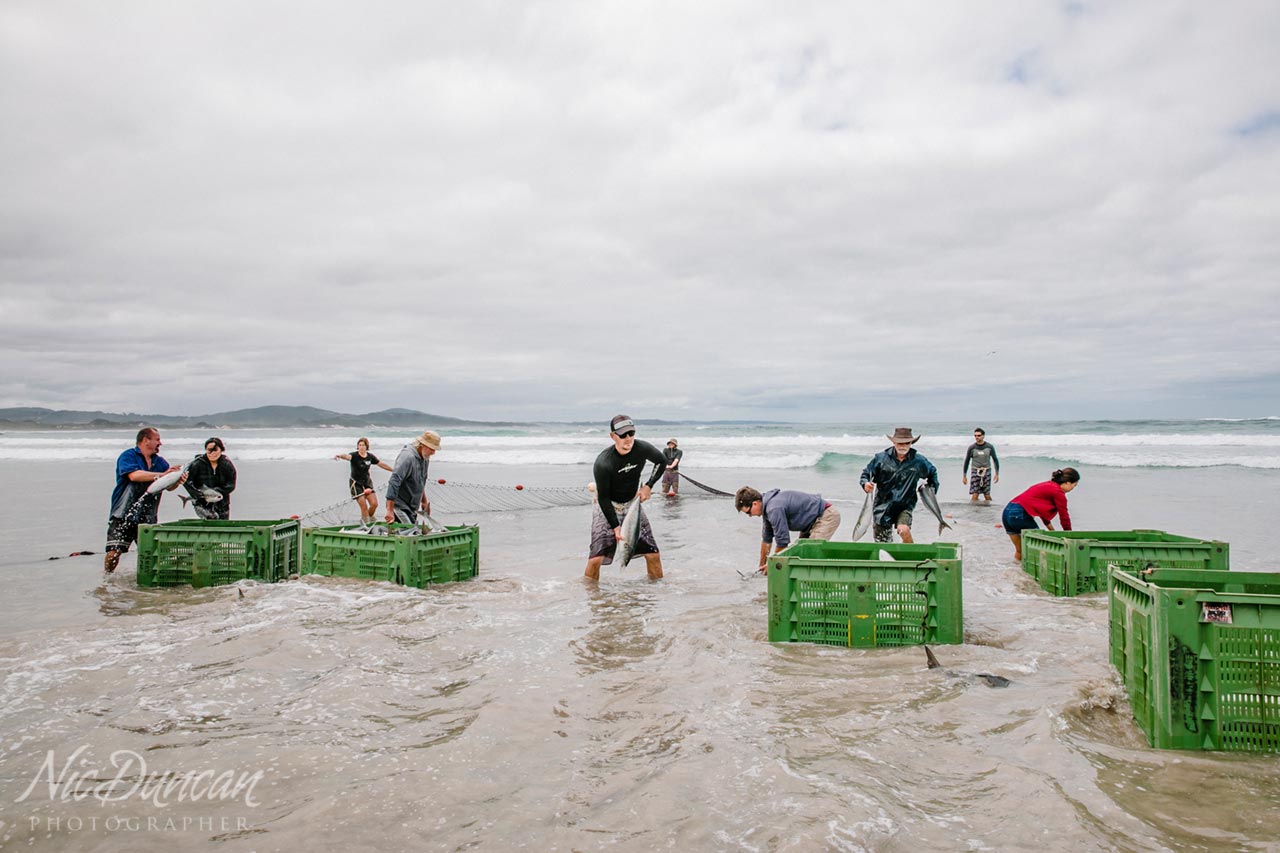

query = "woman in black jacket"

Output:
[[185, 437, 237, 519]]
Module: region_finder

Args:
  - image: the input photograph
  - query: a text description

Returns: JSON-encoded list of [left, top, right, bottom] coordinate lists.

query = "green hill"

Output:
[[0, 406, 516, 429]]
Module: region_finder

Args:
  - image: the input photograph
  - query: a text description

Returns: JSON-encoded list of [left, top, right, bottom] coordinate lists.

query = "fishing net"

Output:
[[676, 473, 733, 497], [296, 495, 369, 527], [296, 471, 734, 525]]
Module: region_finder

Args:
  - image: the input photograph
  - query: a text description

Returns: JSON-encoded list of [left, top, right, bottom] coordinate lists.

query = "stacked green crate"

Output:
[[400, 526, 479, 588], [767, 541, 962, 647], [137, 519, 300, 588], [1109, 566, 1280, 752], [301, 524, 403, 582], [1022, 529, 1229, 597], [302, 523, 479, 586]]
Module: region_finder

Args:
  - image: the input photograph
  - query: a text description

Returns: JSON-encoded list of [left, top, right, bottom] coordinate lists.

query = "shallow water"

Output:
[[1, 456, 1279, 851]]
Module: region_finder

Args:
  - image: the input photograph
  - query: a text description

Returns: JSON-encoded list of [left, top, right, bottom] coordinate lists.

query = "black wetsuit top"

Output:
[[592, 439, 668, 528], [348, 452, 381, 488]]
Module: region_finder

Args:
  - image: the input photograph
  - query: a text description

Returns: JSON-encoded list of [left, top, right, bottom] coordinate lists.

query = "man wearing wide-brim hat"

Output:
[[858, 427, 940, 544], [385, 430, 441, 524]]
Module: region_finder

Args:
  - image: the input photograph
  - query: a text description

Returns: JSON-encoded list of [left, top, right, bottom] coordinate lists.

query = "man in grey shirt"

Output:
[[735, 486, 841, 574], [385, 431, 441, 523], [962, 427, 1000, 503]]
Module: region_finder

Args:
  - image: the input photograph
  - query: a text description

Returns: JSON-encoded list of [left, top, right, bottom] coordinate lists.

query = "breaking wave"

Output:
[[2, 428, 1280, 469]]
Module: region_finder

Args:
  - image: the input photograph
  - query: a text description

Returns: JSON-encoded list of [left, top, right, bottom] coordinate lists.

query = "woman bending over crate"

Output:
[[1002, 468, 1080, 561]]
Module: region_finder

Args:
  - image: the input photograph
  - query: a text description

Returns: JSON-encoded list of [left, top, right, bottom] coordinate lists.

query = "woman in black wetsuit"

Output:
[[334, 438, 394, 523]]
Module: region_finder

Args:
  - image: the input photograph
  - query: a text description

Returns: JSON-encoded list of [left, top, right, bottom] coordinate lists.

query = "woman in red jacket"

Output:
[[1002, 468, 1081, 561]]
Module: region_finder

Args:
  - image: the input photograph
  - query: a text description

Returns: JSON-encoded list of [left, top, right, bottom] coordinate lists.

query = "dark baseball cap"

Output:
[[610, 415, 635, 435]]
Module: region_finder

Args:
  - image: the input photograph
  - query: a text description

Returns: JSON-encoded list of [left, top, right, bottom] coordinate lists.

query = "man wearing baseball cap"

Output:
[[586, 415, 668, 580]]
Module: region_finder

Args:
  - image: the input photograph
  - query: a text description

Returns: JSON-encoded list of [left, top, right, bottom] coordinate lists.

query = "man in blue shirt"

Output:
[[735, 486, 841, 574], [104, 427, 187, 573]]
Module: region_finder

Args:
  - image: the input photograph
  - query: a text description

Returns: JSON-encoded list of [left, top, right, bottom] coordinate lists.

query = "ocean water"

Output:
[[0, 420, 1278, 850]]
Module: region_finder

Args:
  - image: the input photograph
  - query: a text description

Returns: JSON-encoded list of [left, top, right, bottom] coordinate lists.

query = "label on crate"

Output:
[[1201, 602, 1233, 624]]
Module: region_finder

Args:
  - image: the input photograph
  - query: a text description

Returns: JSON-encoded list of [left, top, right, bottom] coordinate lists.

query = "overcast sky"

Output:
[[1, 1, 1277, 422]]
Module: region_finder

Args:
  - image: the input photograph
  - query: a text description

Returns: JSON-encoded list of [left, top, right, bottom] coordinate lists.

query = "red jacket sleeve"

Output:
[[1054, 489, 1072, 531]]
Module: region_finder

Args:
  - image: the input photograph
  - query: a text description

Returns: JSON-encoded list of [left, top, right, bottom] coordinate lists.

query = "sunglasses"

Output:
[[616, 431, 635, 439]]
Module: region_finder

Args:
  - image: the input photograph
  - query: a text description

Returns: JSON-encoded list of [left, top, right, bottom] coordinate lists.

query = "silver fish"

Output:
[[851, 488, 874, 541], [145, 462, 191, 495], [616, 498, 643, 567], [341, 524, 390, 536], [917, 484, 952, 535], [420, 513, 447, 534], [179, 486, 223, 509]]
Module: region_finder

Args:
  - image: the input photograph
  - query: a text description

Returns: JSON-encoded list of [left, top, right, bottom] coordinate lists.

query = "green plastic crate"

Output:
[[1022, 529, 1229, 597], [400, 526, 480, 588], [302, 524, 479, 586], [767, 541, 962, 647], [137, 519, 301, 588], [1109, 566, 1280, 752]]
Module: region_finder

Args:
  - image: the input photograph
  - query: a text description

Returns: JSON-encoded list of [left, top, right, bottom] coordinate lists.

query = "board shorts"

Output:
[[1001, 502, 1040, 534], [968, 467, 992, 495], [873, 509, 913, 543], [350, 479, 374, 498], [105, 516, 140, 554], [105, 493, 161, 553], [589, 499, 658, 565], [661, 470, 679, 492]]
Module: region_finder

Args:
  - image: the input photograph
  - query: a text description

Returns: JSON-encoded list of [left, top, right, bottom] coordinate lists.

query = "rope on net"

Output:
[[296, 470, 736, 524], [296, 494, 368, 527]]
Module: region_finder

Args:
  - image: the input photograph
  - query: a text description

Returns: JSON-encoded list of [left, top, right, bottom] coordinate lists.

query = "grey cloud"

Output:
[[1, 2, 1278, 420]]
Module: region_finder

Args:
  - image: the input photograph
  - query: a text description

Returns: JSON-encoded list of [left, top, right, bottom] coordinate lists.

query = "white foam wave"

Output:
[[2, 429, 1279, 469]]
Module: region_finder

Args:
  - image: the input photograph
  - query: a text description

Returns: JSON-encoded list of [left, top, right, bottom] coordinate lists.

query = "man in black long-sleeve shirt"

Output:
[[586, 414, 667, 581]]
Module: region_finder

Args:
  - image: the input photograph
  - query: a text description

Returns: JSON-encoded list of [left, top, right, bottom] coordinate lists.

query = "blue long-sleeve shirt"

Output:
[[760, 489, 826, 549]]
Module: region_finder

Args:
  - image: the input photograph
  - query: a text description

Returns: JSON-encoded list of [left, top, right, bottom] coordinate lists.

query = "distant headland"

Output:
[[0, 406, 527, 430]]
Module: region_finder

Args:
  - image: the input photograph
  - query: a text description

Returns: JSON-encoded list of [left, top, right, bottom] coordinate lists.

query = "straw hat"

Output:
[[414, 431, 442, 451]]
